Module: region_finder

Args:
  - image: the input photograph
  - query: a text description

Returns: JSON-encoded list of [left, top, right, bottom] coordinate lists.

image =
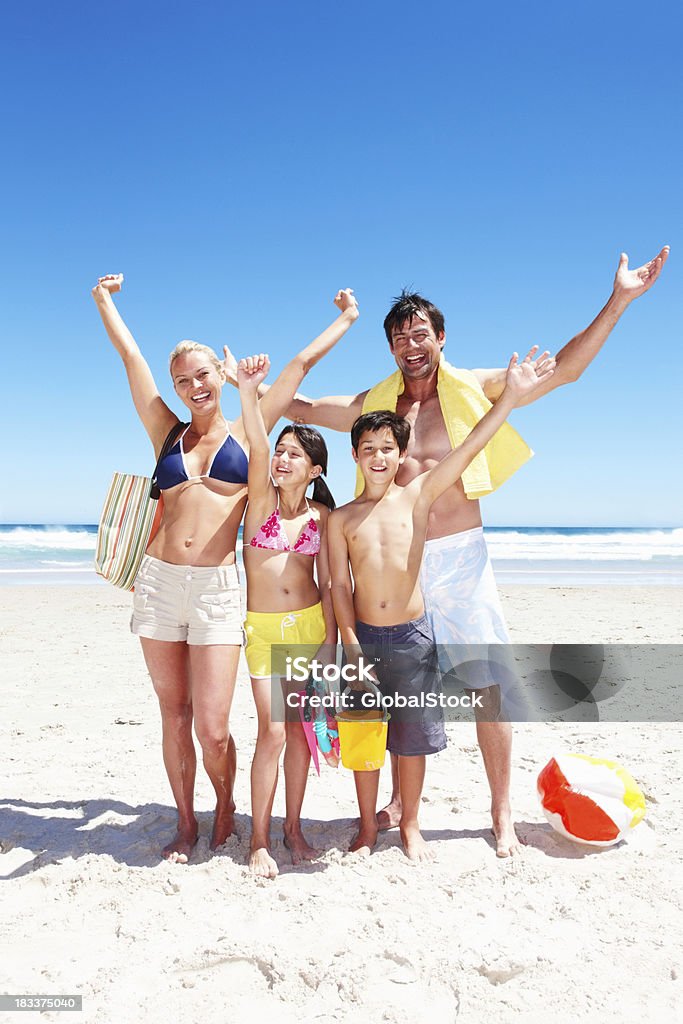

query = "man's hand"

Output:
[[503, 346, 556, 404], [222, 344, 239, 385], [237, 353, 270, 391], [613, 246, 669, 304], [92, 274, 124, 300], [334, 288, 360, 320]]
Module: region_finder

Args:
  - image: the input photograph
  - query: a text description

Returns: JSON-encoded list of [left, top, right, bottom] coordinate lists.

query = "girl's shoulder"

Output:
[[309, 500, 331, 527]]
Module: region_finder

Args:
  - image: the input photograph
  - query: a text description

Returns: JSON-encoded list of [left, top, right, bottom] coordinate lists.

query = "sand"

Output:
[[1, 585, 682, 1024]]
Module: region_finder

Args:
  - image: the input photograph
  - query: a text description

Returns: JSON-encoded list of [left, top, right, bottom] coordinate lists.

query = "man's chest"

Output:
[[396, 393, 452, 469]]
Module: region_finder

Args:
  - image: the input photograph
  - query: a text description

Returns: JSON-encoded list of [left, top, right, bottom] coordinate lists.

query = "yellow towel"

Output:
[[354, 357, 533, 498]]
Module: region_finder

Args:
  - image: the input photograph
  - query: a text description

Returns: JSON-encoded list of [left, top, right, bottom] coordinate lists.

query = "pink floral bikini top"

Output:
[[249, 499, 320, 556]]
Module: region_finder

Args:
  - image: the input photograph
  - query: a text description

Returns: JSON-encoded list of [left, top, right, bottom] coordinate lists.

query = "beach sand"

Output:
[[2, 585, 681, 1024]]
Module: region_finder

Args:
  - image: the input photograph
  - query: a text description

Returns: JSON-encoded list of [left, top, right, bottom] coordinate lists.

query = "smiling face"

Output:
[[271, 432, 321, 490], [389, 312, 445, 381], [352, 427, 406, 487], [171, 350, 225, 414]]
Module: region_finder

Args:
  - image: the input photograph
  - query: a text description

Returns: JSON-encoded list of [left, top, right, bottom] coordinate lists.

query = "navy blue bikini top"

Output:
[[155, 426, 249, 491]]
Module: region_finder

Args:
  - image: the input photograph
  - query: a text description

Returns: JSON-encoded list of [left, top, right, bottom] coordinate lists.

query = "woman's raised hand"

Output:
[[333, 288, 359, 319], [237, 353, 270, 391], [92, 274, 124, 299]]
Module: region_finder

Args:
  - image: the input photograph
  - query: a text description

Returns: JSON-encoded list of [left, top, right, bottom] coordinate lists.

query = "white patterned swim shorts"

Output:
[[419, 527, 516, 695]]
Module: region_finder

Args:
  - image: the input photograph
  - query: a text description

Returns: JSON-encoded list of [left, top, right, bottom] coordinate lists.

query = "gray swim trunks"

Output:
[[353, 614, 447, 757]]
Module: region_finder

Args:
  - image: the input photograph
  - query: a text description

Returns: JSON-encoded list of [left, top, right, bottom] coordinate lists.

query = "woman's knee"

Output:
[[193, 713, 230, 757], [158, 701, 193, 736]]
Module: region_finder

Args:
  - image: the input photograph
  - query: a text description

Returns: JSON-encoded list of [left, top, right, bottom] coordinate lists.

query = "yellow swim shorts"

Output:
[[244, 602, 326, 679]]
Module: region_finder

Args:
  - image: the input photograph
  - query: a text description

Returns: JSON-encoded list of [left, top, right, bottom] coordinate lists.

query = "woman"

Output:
[[92, 274, 358, 863], [238, 354, 338, 878]]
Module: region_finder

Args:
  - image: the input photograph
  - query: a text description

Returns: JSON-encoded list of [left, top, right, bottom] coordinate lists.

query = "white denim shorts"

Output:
[[131, 555, 243, 646]]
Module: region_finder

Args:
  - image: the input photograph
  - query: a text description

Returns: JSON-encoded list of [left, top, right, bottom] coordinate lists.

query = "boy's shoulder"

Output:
[[329, 496, 364, 525]]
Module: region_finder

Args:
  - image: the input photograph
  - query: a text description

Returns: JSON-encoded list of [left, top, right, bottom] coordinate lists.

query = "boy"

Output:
[[327, 347, 555, 861]]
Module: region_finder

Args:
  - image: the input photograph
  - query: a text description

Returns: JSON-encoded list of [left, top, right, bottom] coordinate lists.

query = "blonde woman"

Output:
[[92, 274, 358, 863]]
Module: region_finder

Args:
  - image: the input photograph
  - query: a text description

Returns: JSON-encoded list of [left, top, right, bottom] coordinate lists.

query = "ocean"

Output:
[[0, 524, 681, 586]]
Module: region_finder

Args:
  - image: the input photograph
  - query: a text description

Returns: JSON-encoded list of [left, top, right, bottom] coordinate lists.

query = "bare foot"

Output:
[[376, 798, 402, 832], [491, 805, 522, 858], [162, 824, 198, 864], [400, 822, 435, 863], [283, 824, 319, 865], [210, 800, 236, 851], [249, 846, 279, 879], [349, 822, 378, 855]]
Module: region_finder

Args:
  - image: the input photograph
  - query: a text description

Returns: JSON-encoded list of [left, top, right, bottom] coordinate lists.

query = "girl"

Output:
[[237, 352, 343, 879]]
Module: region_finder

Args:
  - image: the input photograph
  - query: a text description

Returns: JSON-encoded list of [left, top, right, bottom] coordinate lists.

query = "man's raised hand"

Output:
[[504, 346, 556, 403], [237, 353, 270, 391], [222, 345, 239, 385], [613, 246, 669, 303]]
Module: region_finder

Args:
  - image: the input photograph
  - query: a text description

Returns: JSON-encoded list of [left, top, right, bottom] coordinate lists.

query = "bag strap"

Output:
[[149, 421, 189, 500]]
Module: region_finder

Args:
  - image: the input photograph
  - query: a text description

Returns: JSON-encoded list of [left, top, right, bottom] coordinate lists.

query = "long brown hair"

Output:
[[275, 425, 336, 510]]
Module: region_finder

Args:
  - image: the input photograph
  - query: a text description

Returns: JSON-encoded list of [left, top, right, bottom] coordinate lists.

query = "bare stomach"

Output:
[[146, 483, 246, 566], [243, 549, 320, 612], [353, 583, 425, 628], [425, 490, 483, 540]]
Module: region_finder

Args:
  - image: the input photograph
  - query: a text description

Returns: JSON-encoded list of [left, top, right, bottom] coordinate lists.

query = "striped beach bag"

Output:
[[95, 423, 187, 590]]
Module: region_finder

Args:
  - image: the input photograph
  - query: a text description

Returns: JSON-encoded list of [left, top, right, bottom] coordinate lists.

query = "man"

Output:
[[228, 246, 669, 856], [328, 350, 554, 861]]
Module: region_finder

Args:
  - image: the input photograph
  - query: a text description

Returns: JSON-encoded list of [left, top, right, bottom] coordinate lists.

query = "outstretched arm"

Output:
[[281, 389, 368, 431], [91, 274, 177, 451], [417, 348, 555, 507], [237, 355, 274, 504], [474, 246, 670, 406], [255, 288, 360, 432]]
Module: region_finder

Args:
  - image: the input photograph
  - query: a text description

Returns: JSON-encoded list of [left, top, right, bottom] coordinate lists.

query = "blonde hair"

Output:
[[168, 340, 224, 379]]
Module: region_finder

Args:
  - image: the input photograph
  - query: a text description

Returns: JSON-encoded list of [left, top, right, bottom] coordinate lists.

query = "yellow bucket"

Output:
[[336, 704, 388, 772]]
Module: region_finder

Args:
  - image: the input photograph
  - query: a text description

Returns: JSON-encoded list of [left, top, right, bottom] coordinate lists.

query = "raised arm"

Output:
[[91, 275, 177, 451], [222, 290, 365, 432], [237, 354, 275, 505], [256, 288, 360, 432], [417, 348, 555, 508], [223, 346, 366, 430], [473, 246, 670, 406]]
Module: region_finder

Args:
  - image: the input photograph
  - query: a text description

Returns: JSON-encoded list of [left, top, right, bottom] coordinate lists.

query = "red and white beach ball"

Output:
[[537, 754, 646, 847]]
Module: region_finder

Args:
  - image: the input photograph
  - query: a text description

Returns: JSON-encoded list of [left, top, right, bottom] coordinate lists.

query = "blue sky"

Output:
[[2, 0, 680, 525]]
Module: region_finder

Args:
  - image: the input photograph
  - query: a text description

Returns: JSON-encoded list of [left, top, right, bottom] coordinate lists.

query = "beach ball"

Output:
[[537, 754, 646, 847]]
